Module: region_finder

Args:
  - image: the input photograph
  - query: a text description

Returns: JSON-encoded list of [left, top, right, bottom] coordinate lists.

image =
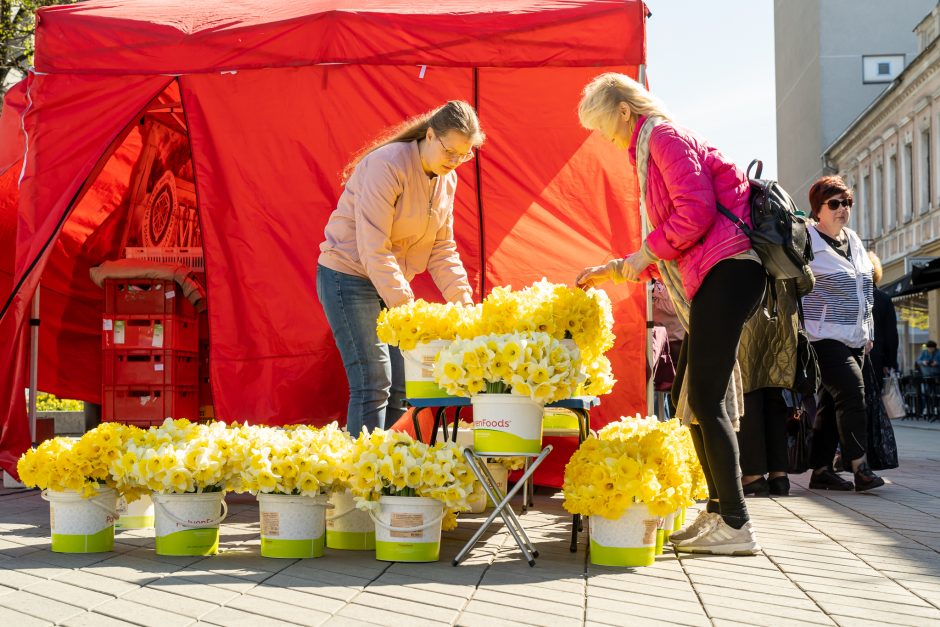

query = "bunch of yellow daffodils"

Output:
[[563, 415, 700, 519], [433, 331, 585, 403], [348, 429, 475, 528], [376, 300, 480, 350], [17, 422, 141, 497], [227, 422, 354, 496]]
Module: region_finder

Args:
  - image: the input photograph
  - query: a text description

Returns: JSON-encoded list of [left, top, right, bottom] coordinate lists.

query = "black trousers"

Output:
[[673, 259, 765, 527], [810, 339, 867, 469], [737, 388, 790, 476]]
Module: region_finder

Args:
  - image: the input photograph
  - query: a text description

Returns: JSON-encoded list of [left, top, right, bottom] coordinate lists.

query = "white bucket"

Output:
[[403, 340, 453, 399], [42, 487, 118, 553], [326, 489, 375, 550], [116, 494, 155, 529], [471, 394, 544, 455], [468, 461, 510, 512], [153, 492, 227, 556], [370, 495, 444, 562], [590, 504, 658, 567], [257, 493, 329, 558]]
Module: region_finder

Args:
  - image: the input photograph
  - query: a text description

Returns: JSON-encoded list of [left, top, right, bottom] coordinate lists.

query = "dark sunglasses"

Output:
[[824, 198, 853, 210]]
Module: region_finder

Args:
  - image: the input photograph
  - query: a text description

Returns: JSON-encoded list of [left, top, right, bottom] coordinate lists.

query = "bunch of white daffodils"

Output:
[[433, 331, 584, 403], [109, 418, 241, 495]]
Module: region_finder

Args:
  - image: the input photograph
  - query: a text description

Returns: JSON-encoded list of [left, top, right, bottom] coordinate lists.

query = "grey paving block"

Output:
[[248, 582, 346, 614], [703, 602, 835, 626], [201, 605, 305, 626], [457, 611, 545, 627], [462, 599, 582, 627], [337, 602, 449, 627], [319, 616, 382, 627], [0, 605, 54, 626], [149, 575, 243, 605], [121, 585, 220, 618], [262, 573, 361, 603], [61, 611, 144, 626], [225, 593, 331, 626], [93, 598, 197, 626], [54, 568, 141, 597], [22, 578, 115, 610], [350, 591, 458, 623], [0, 590, 86, 623]]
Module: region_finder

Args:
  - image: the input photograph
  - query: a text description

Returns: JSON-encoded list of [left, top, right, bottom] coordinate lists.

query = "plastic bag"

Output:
[[881, 372, 906, 420], [865, 363, 899, 471]]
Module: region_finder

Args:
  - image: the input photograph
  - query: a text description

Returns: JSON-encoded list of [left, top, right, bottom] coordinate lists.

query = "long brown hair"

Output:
[[342, 100, 485, 184]]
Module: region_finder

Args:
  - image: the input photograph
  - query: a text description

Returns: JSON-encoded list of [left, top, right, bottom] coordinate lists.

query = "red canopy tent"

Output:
[[0, 0, 649, 478]]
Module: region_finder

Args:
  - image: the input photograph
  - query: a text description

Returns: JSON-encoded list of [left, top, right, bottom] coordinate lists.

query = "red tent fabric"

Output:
[[0, 0, 649, 478]]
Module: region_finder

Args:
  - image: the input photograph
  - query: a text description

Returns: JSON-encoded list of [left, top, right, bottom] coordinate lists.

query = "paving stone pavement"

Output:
[[0, 422, 938, 626]]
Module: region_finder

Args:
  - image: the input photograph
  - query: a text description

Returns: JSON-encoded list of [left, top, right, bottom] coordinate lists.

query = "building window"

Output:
[[862, 54, 905, 83], [903, 142, 913, 222], [874, 164, 883, 234], [862, 173, 871, 239], [888, 154, 898, 229], [921, 129, 931, 213]]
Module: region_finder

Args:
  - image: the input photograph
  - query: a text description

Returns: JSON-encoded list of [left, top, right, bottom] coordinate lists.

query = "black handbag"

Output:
[[786, 395, 814, 474], [864, 360, 899, 471]]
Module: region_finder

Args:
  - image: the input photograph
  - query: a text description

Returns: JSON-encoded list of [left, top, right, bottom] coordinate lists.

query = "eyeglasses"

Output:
[[824, 198, 853, 210], [436, 136, 474, 164]]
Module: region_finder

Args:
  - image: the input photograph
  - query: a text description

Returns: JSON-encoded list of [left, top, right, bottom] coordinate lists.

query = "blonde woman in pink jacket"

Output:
[[576, 74, 764, 556], [317, 101, 483, 436]]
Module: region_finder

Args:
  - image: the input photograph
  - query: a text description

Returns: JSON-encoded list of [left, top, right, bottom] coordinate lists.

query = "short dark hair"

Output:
[[927, 340, 937, 348], [808, 175, 853, 219]]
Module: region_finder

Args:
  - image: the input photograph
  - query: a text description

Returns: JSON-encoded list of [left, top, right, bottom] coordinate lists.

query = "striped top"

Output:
[[801, 225, 873, 349]]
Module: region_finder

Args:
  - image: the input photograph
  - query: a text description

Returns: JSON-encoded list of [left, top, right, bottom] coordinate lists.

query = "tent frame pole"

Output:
[[28, 285, 39, 443], [637, 63, 654, 419]]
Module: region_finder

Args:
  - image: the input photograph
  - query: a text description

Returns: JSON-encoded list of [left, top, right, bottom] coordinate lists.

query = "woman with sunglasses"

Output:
[[317, 101, 483, 436], [801, 175, 884, 491]]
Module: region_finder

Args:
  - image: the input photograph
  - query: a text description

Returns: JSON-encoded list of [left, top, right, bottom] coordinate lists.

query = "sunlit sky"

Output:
[[645, 0, 777, 178]]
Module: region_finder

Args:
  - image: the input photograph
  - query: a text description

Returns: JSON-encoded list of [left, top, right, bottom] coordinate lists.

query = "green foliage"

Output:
[[34, 392, 83, 412], [1, 1, 77, 91]]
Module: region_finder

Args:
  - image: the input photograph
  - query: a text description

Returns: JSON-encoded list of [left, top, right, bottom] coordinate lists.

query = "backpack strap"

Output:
[[747, 159, 763, 179], [716, 202, 752, 235]]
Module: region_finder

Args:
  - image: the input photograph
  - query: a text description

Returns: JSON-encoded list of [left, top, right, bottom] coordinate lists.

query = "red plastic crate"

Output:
[[103, 350, 199, 387], [102, 385, 199, 424], [104, 279, 195, 316], [102, 314, 198, 351]]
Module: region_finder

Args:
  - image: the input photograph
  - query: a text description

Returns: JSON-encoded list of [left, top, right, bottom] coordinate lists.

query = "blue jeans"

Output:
[[316, 264, 405, 436]]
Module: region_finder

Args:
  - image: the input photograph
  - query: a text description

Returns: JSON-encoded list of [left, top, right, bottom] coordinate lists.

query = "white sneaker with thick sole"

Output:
[[668, 511, 719, 545], [674, 519, 761, 555]]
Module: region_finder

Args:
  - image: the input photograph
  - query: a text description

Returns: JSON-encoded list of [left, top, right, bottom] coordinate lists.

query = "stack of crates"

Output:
[[102, 278, 199, 426]]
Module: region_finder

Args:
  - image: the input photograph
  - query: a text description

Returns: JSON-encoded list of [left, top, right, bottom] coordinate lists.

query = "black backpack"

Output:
[[717, 160, 814, 280]]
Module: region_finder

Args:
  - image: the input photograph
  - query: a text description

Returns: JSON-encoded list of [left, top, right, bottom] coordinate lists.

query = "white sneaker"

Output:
[[669, 511, 719, 545], [674, 519, 761, 555]]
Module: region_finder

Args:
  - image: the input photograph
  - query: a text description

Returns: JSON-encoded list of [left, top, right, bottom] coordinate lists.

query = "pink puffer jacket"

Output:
[[629, 116, 753, 300]]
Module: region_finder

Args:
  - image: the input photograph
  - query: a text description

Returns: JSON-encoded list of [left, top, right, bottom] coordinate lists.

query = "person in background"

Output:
[[575, 73, 764, 555], [801, 175, 883, 492], [917, 340, 940, 377], [317, 101, 483, 436], [737, 270, 814, 498], [868, 251, 899, 384]]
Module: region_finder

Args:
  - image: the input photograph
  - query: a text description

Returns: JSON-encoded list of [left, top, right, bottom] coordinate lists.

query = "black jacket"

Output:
[[870, 287, 899, 375]]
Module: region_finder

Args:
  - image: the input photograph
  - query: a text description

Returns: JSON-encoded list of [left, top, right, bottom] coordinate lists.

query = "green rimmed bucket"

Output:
[[590, 504, 658, 567], [153, 492, 227, 556], [471, 394, 544, 455], [370, 495, 443, 562], [42, 486, 118, 553], [258, 493, 329, 558], [403, 340, 453, 399], [326, 489, 375, 550], [116, 494, 155, 529]]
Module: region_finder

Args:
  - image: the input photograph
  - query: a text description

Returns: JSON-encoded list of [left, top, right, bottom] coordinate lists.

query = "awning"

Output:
[[884, 257, 940, 299]]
